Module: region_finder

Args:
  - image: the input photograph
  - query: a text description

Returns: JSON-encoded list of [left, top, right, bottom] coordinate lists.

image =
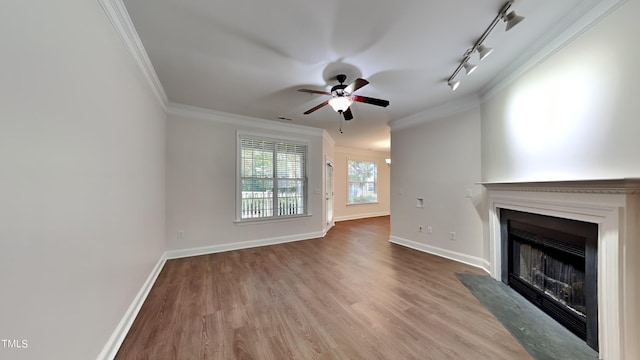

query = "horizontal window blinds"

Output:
[[239, 136, 307, 219]]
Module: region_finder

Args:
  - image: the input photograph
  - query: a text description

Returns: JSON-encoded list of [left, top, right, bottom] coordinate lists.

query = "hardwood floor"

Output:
[[116, 216, 531, 359]]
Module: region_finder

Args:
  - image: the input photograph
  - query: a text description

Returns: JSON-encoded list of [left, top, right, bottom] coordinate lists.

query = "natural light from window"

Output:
[[347, 160, 377, 205], [239, 135, 307, 220]]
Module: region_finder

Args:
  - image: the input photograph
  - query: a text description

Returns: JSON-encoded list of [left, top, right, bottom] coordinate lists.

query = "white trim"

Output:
[[346, 202, 380, 206], [346, 158, 380, 206], [480, 0, 628, 101], [97, 254, 167, 360], [389, 94, 480, 131], [481, 178, 640, 195], [323, 222, 335, 236], [234, 214, 313, 226], [168, 102, 324, 137], [323, 130, 335, 147], [389, 236, 489, 273], [236, 130, 311, 222], [325, 156, 335, 227], [486, 189, 625, 360], [334, 211, 390, 222], [98, 0, 168, 110], [165, 231, 325, 260], [480, 259, 491, 274], [334, 146, 390, 157]]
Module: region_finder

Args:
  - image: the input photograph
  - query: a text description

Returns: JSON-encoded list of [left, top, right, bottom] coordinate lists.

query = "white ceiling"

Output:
[[123, 0, 588, 151]]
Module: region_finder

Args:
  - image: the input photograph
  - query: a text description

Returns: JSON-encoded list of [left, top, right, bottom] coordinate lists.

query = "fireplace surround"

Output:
[[484, 179, 640, 360], [501, 208, 598, 350]]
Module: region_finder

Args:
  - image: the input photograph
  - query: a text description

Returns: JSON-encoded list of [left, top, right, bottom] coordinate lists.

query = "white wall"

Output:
[[165, 107, 326, 253], [481, 0, 640, 182], [0, 1, 166, 359], [332, 147, 390, 222], [389, 108, 485, 267]]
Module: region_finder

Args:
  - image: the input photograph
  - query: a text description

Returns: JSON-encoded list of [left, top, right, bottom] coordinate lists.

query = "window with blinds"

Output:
[[347, 160, 378, 204], [239, 135, 307, 220]]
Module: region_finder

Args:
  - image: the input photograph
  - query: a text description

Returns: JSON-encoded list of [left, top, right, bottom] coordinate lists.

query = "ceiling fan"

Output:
[[297, 74, 389, 121]]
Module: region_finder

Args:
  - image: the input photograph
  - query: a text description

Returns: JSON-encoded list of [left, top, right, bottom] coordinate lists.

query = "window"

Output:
[[239, 135, 307, 220], [347, 160, 377, 204]]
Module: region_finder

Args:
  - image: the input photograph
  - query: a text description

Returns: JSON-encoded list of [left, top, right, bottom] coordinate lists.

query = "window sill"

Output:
[[347, 202, 379, 206], [234, 214, 312, 226]]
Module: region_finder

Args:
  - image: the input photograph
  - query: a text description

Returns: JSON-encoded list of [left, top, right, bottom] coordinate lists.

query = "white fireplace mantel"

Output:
[[482, 178, 640, 194], [483, 179, 640, 360]]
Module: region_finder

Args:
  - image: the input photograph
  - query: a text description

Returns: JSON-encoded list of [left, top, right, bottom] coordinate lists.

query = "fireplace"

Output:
[[483, 179, 640, 360], [500, 209, 598, 350]]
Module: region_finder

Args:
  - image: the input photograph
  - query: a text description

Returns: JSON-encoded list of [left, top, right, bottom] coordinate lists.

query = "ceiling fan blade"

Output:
[[343, 107, 353, 121], [298, 89, 332, 96], [352, 95, 390, 107], [303, 100, 330, 114], [344, 78, 369, 94]]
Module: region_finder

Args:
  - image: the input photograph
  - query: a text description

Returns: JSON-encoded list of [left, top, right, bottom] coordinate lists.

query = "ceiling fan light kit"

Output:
[[328, 96, 353, 112], [298, 74, 389, 124], [446, 0, 524, 91]]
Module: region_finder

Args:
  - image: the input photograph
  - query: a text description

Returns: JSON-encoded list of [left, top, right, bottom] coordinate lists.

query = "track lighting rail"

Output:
[[447, 0, 524, 91]]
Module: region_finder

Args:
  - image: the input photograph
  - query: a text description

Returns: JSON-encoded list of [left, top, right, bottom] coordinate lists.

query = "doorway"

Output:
[[326, 160, 334, 226]]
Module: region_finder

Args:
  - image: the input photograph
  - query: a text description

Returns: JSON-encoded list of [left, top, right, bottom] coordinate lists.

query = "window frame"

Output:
[[346, 158, 379, 205], [236, 131, 310, 223]]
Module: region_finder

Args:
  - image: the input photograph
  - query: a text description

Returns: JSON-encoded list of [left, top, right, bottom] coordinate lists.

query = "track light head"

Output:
[[463, 62, 477, 75], [448, 80, 460, 91], [477, 44, 493, 60], [503, 10, 524, 31]]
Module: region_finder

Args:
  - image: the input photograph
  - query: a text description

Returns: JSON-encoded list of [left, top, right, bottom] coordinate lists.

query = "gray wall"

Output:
[[0, 1, 166, 359], [390, 108, 485, 266], [165, 108, 326, 252]]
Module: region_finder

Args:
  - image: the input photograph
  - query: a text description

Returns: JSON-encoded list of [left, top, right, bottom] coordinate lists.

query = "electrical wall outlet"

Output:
[[418, 225, 424, 232], [427, 226, 433, 234]]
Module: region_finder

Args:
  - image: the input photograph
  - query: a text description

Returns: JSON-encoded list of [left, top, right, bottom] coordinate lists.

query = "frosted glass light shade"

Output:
[[328, 96, 353, 112]]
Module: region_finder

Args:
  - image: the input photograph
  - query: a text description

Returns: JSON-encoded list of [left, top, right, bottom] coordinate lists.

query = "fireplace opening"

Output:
[[500, 209, 598, 351]]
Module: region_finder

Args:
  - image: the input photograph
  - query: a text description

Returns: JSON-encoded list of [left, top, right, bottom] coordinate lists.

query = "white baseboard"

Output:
[[323, 222, 335, 236], [389, 235, 489, 273], [97, 253, 167, 360], [480, 259, 491, 274], [334, 211, 390, 222], [165, 231, 325, 259]]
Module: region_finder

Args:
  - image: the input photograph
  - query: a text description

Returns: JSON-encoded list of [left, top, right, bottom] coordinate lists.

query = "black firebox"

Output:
[[500, 209, 598, 351]]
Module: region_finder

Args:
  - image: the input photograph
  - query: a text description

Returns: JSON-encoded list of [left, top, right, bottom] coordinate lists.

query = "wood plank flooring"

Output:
[[116, 216, 531, 359]]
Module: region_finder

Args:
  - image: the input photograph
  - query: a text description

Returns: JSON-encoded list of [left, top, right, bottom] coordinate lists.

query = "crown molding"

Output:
[[480, 0, 628, 101], [323, 130, 336, 147], [334, 146, 390, 156], [389, 93, 480, 132], [99, 0, 168, 110], [166, 102, 325, 137]]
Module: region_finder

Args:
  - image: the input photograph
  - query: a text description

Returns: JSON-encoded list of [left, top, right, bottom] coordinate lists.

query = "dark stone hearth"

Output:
[[456, 273, 598, 360]]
